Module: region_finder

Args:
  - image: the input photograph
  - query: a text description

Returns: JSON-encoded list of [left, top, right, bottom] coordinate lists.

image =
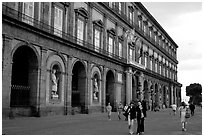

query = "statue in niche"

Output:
[[51, 68, 59, 98], [93, 78, 99, 100]]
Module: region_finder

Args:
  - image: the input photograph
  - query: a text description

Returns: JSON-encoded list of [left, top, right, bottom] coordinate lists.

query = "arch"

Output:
[[71, 60, 87, 113], [105, 70, 115, 110], [11, 42, 40, 67], [46, 52, 67, 73], [11, 45, 39, 116]]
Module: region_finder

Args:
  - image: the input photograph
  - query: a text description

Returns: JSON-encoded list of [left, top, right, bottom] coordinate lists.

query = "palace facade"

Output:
[[2, 2, 182, 117]]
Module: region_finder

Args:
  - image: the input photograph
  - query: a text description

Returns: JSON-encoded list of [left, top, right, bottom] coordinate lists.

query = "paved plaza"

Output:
[[2, 107, 202, 135]]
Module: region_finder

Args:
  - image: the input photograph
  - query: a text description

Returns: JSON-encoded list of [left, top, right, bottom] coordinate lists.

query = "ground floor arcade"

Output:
[[2, 34, 181, 118]]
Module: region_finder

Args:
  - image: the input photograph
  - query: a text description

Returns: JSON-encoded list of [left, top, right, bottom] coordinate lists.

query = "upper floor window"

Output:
[[22, 2, 34, 25], [118, 41, 123, 58], [155, 61, 158, 73], [159, 64, 162, 75], [54, 6, 63, 37], [107, 28, 116, 56], [108, 36, 114, 55], [118, 2, 122, 14], [144, 56, 147, 68], [150, 59, 153, 71], [128, 6, 134, 24], [129, 47, 133, 61], [93, 20, 103, 52], [75, 8, 88, 46], [77, 19, 85, 45]]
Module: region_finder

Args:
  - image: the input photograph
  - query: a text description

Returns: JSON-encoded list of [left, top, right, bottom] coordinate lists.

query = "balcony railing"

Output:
[[2, 4, 127, 64]]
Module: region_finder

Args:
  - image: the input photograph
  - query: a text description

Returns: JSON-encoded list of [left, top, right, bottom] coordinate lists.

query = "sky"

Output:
[[142, 2, 203, 102]]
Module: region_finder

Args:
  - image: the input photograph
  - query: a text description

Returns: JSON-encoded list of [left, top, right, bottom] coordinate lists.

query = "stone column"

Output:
[[2, 34, 13, 118], [38, 47, 47, 116], [139, 73, 144, 101], [126, 68, 132, 104], [66, 56, 73, 114], [101, 66, 106, 112]]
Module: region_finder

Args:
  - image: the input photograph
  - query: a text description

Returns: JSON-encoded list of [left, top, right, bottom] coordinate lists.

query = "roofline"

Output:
[[136, 2, 179, 48]]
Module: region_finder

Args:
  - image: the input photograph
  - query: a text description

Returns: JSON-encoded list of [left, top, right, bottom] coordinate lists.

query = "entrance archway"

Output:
[[71, 61, 86, 113], [11, 46, 38, 116], [106, 70, 115, 109]]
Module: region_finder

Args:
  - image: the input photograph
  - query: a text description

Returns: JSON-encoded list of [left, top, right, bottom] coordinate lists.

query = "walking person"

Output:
[[136, 101, 147, 135], [178, 102, 188, 131], [189, 103, 195, 116], [126, 102, 136, 135], [106, 103, 112, 120], [123, 104, 128, 121], [171, 104, 177, 115], [117, 102, 123, 120]]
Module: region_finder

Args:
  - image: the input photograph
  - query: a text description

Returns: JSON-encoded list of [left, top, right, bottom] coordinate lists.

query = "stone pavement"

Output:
[[2, 107, 202, 135]]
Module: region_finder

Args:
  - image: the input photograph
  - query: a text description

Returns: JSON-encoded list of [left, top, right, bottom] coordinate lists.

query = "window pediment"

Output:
[[93, 20, 104, 28], [75, 7, 88, 19], [107, 28, 116, 36]]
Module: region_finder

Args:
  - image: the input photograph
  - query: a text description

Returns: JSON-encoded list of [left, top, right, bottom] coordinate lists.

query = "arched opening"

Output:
[[71, 61, 86, 113], [106, 70, 115, 110], [11, 46, 38, 116]]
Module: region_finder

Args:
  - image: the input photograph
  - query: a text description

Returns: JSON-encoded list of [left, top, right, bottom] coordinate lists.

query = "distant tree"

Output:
[[186, 83, 202, 105]]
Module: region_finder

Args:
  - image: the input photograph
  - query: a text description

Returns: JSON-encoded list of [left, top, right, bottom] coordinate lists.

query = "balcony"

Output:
[[128, 59, 146, 70], [2, 5, 127, 64]]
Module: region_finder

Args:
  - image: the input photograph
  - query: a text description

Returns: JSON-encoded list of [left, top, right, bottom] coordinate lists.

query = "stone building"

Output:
[[2, 2, 182, 118]]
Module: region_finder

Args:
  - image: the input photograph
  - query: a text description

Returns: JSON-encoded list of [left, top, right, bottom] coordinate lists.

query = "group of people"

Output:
[[107, 101, 197, 134], [171, 102, 196, 132], [106, 100, 147, 135]]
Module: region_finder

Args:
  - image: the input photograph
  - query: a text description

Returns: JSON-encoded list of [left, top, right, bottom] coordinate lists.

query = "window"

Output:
[[155, 62, 158, 73], [118, 41, 122, 58], [109, 2, 112, 8], [128, 7, 134, 24], [94, 29, 100, 50], [159, 64, 162, 75], [108, 36, 114, 55], [93, 20, 103, 52], [77, 19, 85, 45], [22, 2, 34, 25], [150, 59, 153, 71], [54, 7, 63, 37], [118, 2, 122, 14], [129, 48, 133, 61], [163, 67, 165, 77], [144, 56, 147, 67]]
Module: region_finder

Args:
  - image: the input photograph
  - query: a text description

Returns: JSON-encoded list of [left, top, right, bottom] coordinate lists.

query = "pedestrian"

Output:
[[136, 100, 147, 135], [126, 102, 136, 135], [117, 102, 123, 120], [189, 103, 195, 116], [178, 102, 188, 131], [106, 103, 112, 120], [123, 104, 128, 121], [171, 104, 177, 115]]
